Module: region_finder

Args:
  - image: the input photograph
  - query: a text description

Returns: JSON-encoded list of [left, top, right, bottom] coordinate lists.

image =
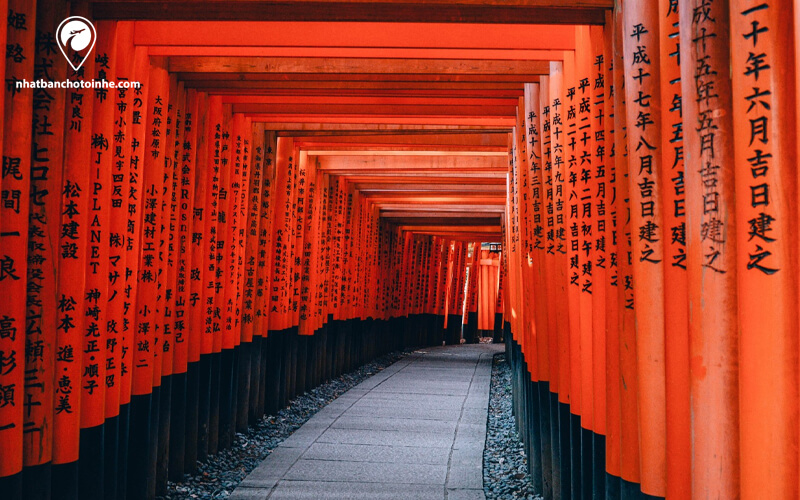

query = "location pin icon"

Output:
[[56, 16, 97, 72]]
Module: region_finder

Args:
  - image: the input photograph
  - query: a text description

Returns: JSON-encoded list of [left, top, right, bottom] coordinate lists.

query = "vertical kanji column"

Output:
[[731, 2, 799, 498], [23, 1, 65, 497], [658, 0, 690, 497], [539, 75, 565, 500], [243, 122, 264, 424], [185, 90, 208, 472], [53, 12, 96, 500], [550, 59, 574, 500], [119, 43, 147, 500], [77, 20, 116, 500], [129, 55, 167, 500], [614, 3, 642, 497], [622, 3, 667, 496], [604, 7, 622, 497], [680, 0, 740, 496], [106, 21, 135, 500], [589, 24, 609, 498], [0, 2, 35, 496], [197, 94, 222, 462], [169, 85, 198, 481]]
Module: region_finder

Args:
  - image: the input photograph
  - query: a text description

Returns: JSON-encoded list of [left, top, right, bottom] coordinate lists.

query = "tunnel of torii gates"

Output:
[[1, 0, 800, 499]]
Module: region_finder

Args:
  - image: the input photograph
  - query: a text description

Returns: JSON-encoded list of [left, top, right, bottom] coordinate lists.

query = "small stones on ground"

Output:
[[483, 353, 543, 500], [158, 349, 411, 500]]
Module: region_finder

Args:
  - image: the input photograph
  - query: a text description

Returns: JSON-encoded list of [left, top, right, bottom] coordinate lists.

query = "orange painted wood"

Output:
[[122, 47, 150, 404], [189, 91, 211, 360], [622, 1, 667, 493], [604, 7, 621, 479], [613, 1, 640, 485], [174, 88, 200, 372], [199, 95, 223, 356], [242, 123, 266, 341], [168, 56, 551, 77], [298, 149, 320, 335], [270, 137, 295, 329], [79, 20, 116, 429], [158, 75, 181, 381], [150, 73, 177, 387], [233, 117, 253, 343], [133, 57, 169, 396], [0, 0, 35, 476], [657, 0, 690, 496], [287, 143, 303, 327], [217, 104, 236, 349], [679, 0, 741, 496], [510, 97, 530, 367], [221, 112, 249, 346], [589, 23, 608, 438], [213, 103, 232, 349], [98, 2, 607, 24], [538, 75, 561, 395], [525, 83, 550, 387], [731, 1, 800, 498], [549, 61, 572, 405], [22, 0, 66, 467], [252, 130, 277, 335], [53, 27, 96, 464], [106, 21, 134, 418], [575, 25, 594, 431], [134, 21, 577, 51], [563, 49, 582, 417]]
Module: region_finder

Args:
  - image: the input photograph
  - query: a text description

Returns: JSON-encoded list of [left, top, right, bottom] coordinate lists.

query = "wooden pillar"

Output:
[[215, 103, 234, 451], [196, 94, 222, 461], [679, 0, 741, 497], [0, 1, 35, 496], [622, 1, 667, 495], [604, 6, 622, 496], [589, 23, 609, 499], [118, 43, 148, 500], [731, 1, 799, 498], [169, 85, 199, 481], [23, 2, 66, 498], [129, 55, 167, 500], [76, 20, 115, 500], [613, 2, 642, 495], [105, 20, 135, 500], [657, 0, 691, 497], [243, 122, 265, 422]]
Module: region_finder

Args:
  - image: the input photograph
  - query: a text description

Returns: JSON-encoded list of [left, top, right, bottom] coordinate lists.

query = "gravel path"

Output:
[[159, 349, 411, 500], [484, 353, 542, 500]]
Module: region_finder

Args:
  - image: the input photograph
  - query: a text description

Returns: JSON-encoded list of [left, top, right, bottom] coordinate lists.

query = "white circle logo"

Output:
[[56, 16, 97, 71]]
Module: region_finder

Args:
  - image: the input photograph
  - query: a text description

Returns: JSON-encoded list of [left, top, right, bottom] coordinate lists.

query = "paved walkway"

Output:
[[230, 343, 503, 500]]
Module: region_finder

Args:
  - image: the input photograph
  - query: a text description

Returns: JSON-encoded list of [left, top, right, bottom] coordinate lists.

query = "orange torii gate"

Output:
[[0, 2, 799, 500]]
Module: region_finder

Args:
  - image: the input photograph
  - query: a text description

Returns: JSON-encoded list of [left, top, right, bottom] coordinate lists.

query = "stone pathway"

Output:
[[230, 343, 503, 500]]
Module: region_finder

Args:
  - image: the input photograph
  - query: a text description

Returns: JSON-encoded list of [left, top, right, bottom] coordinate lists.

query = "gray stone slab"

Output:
[[267, 480, 442, 500], [330, 416, 458, 434], [343, 405, 463, 421], [447, 465, 483, 490], [303, 442, 451, 465], [316, 428, 455, 448], [350, 398, 464, 412], [458, 408, 489, 425], [449, 447, 484, 466], [228, 487, 271, 500], [231, 344, 501, 500], [356, 393, 466, 405], [283, 459, 448, 485], [446, 488, 486, 500]]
